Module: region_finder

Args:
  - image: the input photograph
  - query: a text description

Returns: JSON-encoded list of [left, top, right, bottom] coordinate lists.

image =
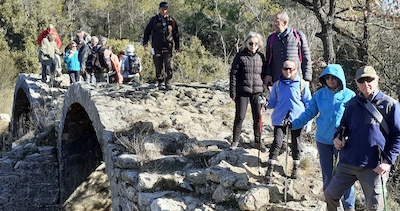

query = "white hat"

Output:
[[125, 45, 135, 55]]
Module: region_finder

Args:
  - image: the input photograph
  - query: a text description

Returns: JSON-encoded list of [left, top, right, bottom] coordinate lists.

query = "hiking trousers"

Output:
[[324, 163, 388, 211], [153, 48, 173, 88], [269, 126, 301, 161], [232, 92, 262, 144], [316, 142, 355, 209]]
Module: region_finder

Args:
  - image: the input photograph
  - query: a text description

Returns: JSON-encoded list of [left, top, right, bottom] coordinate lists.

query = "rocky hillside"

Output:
[[2, 74, 400, 210]]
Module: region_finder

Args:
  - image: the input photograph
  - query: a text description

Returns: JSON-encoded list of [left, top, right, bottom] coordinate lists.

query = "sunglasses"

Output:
[[357, 77, 375, 83], [282, 67, 295, 71], [248, 42, 259, 46], [323, 75, 336, 80]]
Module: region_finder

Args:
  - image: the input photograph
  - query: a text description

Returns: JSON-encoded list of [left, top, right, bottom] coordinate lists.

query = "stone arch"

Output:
[[9, 74, 44, 148], [58, 83, 115, 204]]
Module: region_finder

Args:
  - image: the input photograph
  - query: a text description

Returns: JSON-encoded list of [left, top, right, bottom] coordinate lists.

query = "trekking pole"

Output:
[[283, 110, 291, 205], [334, 126, 345, 171], [257, 95, 267, 176], [377, 147, 388, 211]]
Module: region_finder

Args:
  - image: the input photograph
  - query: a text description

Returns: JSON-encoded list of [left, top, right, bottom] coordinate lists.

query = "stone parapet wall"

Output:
[[0, 146, 59, 211]]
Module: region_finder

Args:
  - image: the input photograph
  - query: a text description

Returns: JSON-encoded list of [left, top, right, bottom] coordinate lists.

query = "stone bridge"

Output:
[[6, 74, 152, 210], [1, 74, 342, 211]]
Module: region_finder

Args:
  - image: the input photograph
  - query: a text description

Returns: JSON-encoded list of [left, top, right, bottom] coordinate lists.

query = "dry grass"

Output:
[[0, 86, 14, 115]]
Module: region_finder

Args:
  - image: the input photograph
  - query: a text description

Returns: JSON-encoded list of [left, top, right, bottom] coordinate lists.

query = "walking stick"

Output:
[[257, 96, 267, 176], [377, 147, 388, 211], [283, 110, 291, 204], [334, 126, 345, 172]]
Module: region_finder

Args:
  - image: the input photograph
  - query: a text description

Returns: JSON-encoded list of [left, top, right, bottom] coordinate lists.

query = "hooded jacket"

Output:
[[266, 74, 312, 126], [291, 64, 355, 145]]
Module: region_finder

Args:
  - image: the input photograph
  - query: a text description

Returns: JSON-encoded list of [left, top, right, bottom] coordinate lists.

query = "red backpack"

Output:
[[267, 29, 302, 65]]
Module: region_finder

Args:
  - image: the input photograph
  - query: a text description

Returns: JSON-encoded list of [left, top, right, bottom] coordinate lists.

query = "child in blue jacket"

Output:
[[265, 60, 311, 181]]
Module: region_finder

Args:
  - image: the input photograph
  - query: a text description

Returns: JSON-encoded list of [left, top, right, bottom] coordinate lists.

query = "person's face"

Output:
[[274, 14, 287, 32], [246, 37, 259, 53], [323, 74, 339, 89], [281, 61, 297, 79], [159, 7, 168, 17], [356, 76, 378, 98]]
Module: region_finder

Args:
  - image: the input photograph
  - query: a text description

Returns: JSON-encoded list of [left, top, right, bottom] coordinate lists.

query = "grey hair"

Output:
[[91, 36, 99, 43], [244, 31, 264, 49], [276, 11, 289, 22]]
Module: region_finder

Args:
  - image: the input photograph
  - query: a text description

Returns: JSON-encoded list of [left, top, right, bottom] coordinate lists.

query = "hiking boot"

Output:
[[230, 141, 239, 150], [291, 160, 300, 179]]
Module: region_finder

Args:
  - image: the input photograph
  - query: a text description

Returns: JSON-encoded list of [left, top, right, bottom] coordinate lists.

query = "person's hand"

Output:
[[263, 75, 272, 86], [333, 137, 344, 150], [373, 161, 391, 175], [287, 121, 292, 129], [143, 44, 148, 51]]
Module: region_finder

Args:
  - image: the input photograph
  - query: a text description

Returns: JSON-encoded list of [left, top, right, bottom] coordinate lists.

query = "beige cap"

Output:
[[356, 66, 377, 80]]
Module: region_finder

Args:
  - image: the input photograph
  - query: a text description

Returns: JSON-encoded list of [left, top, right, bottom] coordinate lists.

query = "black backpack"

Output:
[[126, 55, 140, 74], [86, 46, 107, 73]]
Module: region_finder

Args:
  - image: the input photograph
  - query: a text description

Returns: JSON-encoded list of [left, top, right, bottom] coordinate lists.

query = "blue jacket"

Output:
[[337, 90, 400, 168], [64, 50, 80, 72], [292, 64, 355, 145], [266, 74, 311, 126]]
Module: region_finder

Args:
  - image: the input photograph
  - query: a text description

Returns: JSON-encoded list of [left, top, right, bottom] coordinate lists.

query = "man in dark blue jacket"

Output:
[[324, 66, 400, 211], [143, 1, 179, 90]]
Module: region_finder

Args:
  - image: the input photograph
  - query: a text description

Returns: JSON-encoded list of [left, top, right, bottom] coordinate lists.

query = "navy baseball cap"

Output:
[[159, 2, 168, 8]]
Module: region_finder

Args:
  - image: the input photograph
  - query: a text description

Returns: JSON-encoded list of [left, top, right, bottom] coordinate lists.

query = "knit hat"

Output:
[[159, 1, 168, 8], [355, 66, 377, 81], [125, 45, 135, 55]]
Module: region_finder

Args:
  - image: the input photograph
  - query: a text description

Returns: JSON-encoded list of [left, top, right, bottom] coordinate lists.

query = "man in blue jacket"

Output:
[[324, 66, 400, 210]]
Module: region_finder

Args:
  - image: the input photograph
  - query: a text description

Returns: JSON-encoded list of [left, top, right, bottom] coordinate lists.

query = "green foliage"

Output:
[[173, 36, 229, 83]]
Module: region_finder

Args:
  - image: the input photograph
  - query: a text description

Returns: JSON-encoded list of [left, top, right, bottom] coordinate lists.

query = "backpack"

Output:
[[86, 46, 107, 73], [267, 29, 302, 65], [126, 55, 140, 74], [274, 79, 306, 101]]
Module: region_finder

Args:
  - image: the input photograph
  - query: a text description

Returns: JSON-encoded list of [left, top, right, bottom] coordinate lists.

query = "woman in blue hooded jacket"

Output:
[[291, 64, 356, 210]]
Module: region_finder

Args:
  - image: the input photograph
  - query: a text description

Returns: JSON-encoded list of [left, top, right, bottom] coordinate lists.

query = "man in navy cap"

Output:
[[143, 1, 179, 90]]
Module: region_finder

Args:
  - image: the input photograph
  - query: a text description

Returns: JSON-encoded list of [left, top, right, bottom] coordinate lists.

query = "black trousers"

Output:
[[153, 48, 173, 87], [232, 92, 262, 144], [269, 126, 302, 161]]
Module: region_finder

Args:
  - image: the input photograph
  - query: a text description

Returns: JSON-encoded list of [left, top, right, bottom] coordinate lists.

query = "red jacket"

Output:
[[37, 29, 62, 50]]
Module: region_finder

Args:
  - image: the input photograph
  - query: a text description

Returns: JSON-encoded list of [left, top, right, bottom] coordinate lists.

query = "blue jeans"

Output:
[[317, 142, 355, 209], [41, 63, 55, 82]]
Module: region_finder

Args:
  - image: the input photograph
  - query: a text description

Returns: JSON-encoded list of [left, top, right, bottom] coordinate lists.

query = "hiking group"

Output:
[[35, 2, 400, 210], [229, 11, 400, 211], [37, 1, 179, 90]]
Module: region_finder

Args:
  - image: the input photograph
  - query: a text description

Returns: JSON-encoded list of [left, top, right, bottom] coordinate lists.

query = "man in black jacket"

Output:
[[143, 1, 179, 90]]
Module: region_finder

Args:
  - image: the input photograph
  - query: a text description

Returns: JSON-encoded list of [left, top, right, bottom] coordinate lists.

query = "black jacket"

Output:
[[230, 49, 266, 98], [143, 14, 179, 50]]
